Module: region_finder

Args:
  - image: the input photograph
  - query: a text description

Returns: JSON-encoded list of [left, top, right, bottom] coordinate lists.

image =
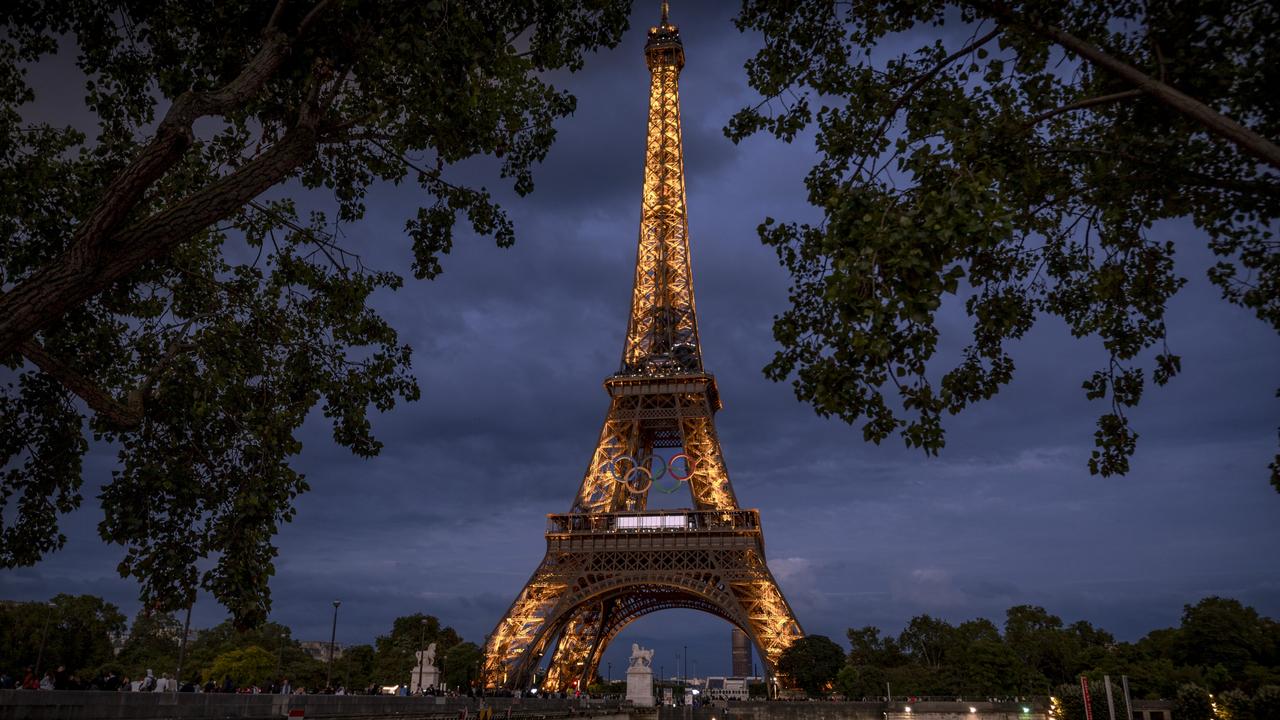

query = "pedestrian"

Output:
[[103, 671, 121, 692], [140, 669, 156, 692], [39, 671, 54, 690], [21, 667, 38, 690]]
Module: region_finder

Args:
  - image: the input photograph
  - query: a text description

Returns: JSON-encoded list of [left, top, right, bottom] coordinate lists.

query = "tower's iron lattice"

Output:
[[481, 6, 803, 691]]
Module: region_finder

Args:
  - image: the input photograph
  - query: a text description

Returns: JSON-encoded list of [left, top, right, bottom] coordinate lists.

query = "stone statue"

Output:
[[626, 643, 655, 706], [410, 643, 439, 693], [419, 638, 445, 666], [629, 643, 654, 668]]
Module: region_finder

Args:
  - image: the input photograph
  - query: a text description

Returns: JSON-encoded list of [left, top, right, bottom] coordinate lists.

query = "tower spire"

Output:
[[623, 0, 695, 374]]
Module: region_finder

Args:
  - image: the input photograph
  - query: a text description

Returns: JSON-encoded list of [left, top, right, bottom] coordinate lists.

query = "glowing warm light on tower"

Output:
[[478, 3, 803, 692]]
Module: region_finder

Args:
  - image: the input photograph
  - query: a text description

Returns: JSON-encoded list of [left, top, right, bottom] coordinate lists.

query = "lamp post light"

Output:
[[325, 600, 341, 689], [607, 661, 612, 683]]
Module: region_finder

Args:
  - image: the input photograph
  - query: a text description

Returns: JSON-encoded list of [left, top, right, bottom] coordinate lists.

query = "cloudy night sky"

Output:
[[2, 3, 1278, 680]]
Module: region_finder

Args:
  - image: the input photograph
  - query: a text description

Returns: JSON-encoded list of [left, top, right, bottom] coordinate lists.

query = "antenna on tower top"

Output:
[[661, 0, 669, 25]]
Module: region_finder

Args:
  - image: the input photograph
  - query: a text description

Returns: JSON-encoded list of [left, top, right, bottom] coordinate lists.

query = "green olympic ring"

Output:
[[602, 454, 697, 495]]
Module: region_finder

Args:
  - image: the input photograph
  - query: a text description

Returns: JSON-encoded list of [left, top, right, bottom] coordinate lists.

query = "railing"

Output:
[[546, 510, 760, 535]]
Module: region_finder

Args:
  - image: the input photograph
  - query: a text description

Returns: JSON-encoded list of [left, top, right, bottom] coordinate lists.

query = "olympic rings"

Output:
[[600, 454, 698, 495]]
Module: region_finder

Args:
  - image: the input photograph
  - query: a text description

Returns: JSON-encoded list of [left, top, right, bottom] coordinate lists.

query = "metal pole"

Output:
[[1104, 675, 1117, 720], [34, 602, 54, 680], [173, 603, 193, 691], [1121, 676, 1134, 720], [325, 600, 341, 689], [683, 645, 687, 683], [418, 618, 428, 693], [887, 682, 892, 703]]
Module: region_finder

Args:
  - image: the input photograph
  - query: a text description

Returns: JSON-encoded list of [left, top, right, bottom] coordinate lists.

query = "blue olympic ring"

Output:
[[601, 454, 697, 495]]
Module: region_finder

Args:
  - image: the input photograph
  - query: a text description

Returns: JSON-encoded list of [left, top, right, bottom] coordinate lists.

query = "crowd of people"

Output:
[[0, 667, 185, 692], [0, 668, 565, 698]]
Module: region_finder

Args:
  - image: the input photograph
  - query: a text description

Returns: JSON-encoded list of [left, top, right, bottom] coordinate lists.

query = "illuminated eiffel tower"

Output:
[[481, 3, 803, 691]]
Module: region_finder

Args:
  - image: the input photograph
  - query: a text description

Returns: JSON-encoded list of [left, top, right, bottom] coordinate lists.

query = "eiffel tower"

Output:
[[481, 3, 803, 691]]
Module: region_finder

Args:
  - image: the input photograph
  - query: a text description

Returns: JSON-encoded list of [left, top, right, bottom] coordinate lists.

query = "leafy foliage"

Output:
[[442, 641, 483, 689], [184, 618, 323, 688], [0, 0, 631, 625], [0, 594, 126, 677], [116, 609, 182, 678], [832, 597, 1280, 700], [1174, 683, 1215, 720], [730, 0, 1279, 482], [205, 645, 276, 687], [778, 634, 845, 695], [372, 613, 463, 688]]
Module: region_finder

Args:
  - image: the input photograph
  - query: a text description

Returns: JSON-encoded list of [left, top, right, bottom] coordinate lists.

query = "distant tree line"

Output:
[[0, 596, 480, 692], [777, 596, 1280, 719]]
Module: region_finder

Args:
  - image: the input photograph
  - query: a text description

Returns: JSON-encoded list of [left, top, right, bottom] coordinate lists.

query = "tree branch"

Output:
[[883, 27, 1001, 129], [19, 339, 143, 429], [0, 125, 319, 357], [0, 3, 344, 358], [1023, 89, 1143, 127], [858, 27, 1000, 177], [65, 29, 294, 270], [980, 1, 1280, 171]]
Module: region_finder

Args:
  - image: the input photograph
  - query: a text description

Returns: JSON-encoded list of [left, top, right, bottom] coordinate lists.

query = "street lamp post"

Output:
[[607, 661, 612, 683], [325, 600, 341, 690], [33, 602, 54, 680], [417, 618, 428, 694], [172, 602, 193, 691]]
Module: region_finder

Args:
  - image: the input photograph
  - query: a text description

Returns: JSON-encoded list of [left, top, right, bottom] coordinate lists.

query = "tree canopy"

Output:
[[777, 634, 846, 694], [730, 0, 1279, 485], [0, 0, 630, 626], [832, 597, 1280, 701], [0, 594, 126, 678]]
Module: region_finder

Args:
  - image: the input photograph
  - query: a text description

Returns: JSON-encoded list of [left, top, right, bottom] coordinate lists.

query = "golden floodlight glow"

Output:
[[478, 3, 803, 693]]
